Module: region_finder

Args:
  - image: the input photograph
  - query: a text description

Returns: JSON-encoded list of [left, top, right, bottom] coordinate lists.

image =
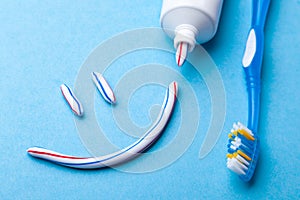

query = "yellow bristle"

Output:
[[237, 150, 251, 161], [238, 129, 255, 141], [227, 154, 233, 159], [232, 130, 238, 136]]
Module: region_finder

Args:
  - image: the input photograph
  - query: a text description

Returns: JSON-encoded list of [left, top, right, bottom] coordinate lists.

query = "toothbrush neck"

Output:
[[246, 80, 261, 134], [251, 0, 270, 28]]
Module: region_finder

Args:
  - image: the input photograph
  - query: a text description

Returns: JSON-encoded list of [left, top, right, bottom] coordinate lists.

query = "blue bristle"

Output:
[[227, 148, 235, 154], [238, 146, 253, 156], [240, 137, 254, 149]]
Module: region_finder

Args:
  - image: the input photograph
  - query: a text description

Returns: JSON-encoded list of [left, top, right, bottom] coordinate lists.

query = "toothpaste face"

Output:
[[27, 82, 178, 169]]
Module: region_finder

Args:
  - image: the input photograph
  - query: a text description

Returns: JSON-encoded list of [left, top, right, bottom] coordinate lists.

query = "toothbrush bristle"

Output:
[[226, 122, 259, 181]]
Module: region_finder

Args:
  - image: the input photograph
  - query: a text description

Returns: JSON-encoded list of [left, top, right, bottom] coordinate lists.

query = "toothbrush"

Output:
[[226, 0, 270, 182]]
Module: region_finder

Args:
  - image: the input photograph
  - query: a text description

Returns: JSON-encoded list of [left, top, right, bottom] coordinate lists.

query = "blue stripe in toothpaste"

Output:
[[60, 84, 84, 117], [92, 72, 116, 104]]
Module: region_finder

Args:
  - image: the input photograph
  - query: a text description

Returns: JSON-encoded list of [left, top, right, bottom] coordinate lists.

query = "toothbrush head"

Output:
[[226, 122, 260, 182]]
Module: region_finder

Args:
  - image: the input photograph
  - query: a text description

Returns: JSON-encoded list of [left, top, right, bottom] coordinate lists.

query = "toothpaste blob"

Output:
[[92, 72, 116, 104], [60, 84, 84, 117]]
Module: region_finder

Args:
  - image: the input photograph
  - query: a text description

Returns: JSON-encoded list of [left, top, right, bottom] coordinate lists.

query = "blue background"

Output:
[[1, 0, 299, 199]]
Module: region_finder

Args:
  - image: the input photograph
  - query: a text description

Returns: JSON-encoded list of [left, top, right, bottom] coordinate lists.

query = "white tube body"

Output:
[[160, 0, 223, 51]]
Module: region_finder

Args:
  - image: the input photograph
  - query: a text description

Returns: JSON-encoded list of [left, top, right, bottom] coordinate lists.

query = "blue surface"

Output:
[[1, 0, 300, 199]]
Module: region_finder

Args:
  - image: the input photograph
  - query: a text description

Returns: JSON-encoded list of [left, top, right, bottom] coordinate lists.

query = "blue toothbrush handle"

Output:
[[242, 0, 270, 132], [252, 0, 271, 27]]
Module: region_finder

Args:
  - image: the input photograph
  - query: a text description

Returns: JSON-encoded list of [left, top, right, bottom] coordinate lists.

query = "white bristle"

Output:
[[237, 121, 254, 136], [236, 154, 250, 166], [227, 160, 246, 176], [233, 158, 248, 171], [233, 123, 238, 130], [235, 137, 241, 143], [231, 140, 241, 148], [230, 145, 237, 151]]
